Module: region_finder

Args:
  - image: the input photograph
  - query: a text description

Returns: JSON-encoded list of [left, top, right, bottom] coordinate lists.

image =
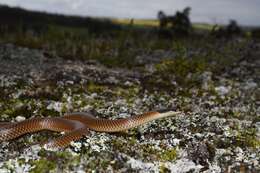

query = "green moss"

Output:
[[33, 150, 81, 172], [160, 148, 178, 161], [141, 144, 161, 157], [156, 58, 206, 76], [247, 138, 260, 148], [55, 151, 75, 159], [37, 148, 49, 157], [30, 158, 57, 173], [110, 138, 170, 162], [38, 108, 60, 117], [115, 86, 140, 104], [87, 82, 105, 93], [159, 164, 171, 173], [1, 98, 34, 119], [236, 128, 260, 149], [18, 158, 26, 165]]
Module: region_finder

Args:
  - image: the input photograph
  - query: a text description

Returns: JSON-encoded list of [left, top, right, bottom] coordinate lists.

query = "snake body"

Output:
[[0, 111, 179, 149]]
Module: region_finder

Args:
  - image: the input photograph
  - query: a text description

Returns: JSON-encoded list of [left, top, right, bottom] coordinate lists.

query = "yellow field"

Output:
[[112, 18, 159, 27], [113, 18, 214, 30]]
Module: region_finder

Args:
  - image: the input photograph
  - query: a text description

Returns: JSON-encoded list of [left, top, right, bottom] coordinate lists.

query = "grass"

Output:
[[0, 22, 248, 70], [193, 23, 215, 30], [112, 18, 159, 27], [0, 5, 253, 79]]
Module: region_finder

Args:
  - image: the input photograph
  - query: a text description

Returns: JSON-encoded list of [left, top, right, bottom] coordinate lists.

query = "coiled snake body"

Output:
[[0, 111, 179, 149]]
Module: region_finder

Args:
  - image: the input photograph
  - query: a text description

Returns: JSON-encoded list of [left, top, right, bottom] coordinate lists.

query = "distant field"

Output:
[[112, 18, 159, 27], [113, 18, 214, 30]]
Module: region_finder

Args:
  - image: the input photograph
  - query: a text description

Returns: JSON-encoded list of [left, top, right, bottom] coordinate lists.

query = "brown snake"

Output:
[[0, 111, 179, 149]]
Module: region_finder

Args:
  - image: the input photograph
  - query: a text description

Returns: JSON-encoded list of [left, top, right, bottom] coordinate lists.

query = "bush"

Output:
[[211, 20, 243, 38], [251, 28, 260, 39], [157, 7, 192, 36]]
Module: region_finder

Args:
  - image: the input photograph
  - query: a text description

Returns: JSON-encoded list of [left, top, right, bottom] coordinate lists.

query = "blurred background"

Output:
[[0, 0, 260, 26]]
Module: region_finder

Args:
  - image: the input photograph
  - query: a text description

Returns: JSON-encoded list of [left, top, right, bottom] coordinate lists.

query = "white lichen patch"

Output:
[[46, 101, 63, 113], [123, 151, 203, 173], [0, 75, 18, 87], [82, 132, 110, 152], [126, 156, 160, 172], [0, 145, 41, 173], [215, 86, 231, 96]]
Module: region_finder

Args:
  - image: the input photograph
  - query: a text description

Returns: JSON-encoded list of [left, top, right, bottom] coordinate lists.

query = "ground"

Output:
[[0, 38, 259, 172]]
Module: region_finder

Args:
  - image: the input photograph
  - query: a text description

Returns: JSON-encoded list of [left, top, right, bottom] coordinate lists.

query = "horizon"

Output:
[[0, 0, 260, 26]]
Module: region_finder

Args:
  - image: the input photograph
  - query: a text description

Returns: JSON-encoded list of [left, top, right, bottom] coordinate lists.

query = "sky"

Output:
[[0, 0, 260, 26]]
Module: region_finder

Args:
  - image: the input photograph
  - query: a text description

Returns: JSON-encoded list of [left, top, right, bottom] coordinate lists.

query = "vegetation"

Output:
[[0, 5, 255, 70], [0, 4, 259, 173], [158, 7, 192, 36], [211, 20, 243, 38]]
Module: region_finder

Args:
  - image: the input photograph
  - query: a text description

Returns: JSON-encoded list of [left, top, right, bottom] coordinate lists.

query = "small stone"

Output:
[[124, 81, 133, 86], [210, 116, 219, 122], [46, 101, 63, 113], [255, 122, 260, 138], [15, 116, 26, 122], [244, 80, 257, 90], [215, 86, 231, 96]]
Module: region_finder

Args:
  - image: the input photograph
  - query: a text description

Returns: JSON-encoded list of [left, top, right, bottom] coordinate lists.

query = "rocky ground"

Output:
[[0, 42, 259, 172]]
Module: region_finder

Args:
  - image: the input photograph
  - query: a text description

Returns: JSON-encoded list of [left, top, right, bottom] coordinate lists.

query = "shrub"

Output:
[[157, 7, 192, 36]]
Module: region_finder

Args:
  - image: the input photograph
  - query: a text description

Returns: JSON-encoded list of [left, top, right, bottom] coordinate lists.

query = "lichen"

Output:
[[0, 32, 259, 172]]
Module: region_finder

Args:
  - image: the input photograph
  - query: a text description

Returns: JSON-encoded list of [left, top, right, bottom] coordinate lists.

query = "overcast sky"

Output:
[[0, 0, 260, 26]]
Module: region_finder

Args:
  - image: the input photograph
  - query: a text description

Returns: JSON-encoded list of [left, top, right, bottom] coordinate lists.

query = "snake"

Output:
[[0, 110, 179, 149]]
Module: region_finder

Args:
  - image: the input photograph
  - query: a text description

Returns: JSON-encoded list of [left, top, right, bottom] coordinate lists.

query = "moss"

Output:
[[86, 82, 105, 93], [55, 151, 76, 160], [33, 150, 81, 172], [6, 104, 33, 118], [55, 151, 81, 169], [155, 58, 206, 77], [247, 138, 260, 148], [236, 128, 260, 149], [110, 136, 178, 162], [160, 148, 178, 161], [17, 158, 26, 165], [1, 98, 33, 119], [37, 148, 49, 157], [30, 158, 57, 173], [214, 127, 260, 149], [38, 108, 60, 117], [115, 86, 140, 104], [159, 164, 171, 173], [141, 144, 161, 159]]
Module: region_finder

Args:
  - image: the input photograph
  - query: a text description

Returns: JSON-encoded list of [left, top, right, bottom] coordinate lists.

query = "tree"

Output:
[[171, 7, 192, 35], [158, 10, 167, 28]]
